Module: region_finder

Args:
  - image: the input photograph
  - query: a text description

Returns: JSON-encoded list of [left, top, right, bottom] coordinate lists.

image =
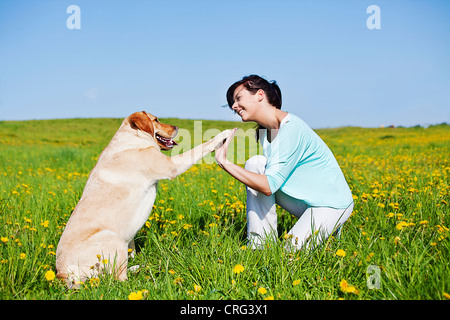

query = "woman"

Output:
[[215, 75, 354, 250]]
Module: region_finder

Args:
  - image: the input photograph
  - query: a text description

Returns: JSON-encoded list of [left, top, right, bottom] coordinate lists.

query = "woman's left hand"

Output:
[[215, 128, 238, 167]]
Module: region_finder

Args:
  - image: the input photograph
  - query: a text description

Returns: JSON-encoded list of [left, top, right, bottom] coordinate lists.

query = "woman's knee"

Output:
[[245, 155, 267, 174]]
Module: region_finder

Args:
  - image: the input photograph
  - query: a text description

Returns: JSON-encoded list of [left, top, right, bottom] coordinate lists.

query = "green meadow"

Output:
[[0, 117, 449, 300]]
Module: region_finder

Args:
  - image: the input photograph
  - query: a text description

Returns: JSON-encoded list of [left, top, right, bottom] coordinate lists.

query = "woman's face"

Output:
[[231, 84, 263, 122]]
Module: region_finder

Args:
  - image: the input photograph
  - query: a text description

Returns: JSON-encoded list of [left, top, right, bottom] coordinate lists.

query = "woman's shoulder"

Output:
[[283, 113, 309, 131], [282, 113, 322, 144]]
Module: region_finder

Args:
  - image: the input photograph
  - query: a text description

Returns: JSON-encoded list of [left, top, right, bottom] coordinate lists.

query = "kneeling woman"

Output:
[[215, 75, 354, 250]]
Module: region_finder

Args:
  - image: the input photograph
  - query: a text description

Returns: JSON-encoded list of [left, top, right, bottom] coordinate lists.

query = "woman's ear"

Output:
[[257, 89, 265, 102]]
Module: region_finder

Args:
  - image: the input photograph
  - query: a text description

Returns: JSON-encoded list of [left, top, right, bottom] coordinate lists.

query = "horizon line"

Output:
[[0, 116, 448, 130]]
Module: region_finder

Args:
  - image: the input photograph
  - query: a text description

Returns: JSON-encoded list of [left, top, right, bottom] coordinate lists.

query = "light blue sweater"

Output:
[[261, 113, 353, 209]]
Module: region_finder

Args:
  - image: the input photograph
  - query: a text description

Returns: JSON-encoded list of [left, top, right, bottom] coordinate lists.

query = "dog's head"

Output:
[[127, 111, 178, 150]]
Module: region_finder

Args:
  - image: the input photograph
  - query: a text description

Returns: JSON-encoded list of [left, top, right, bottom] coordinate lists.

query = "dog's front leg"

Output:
[[169, 129, 232, 177]]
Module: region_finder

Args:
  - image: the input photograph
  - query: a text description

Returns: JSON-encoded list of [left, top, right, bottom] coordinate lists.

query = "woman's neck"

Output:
[[257, 107, 288, 142], [258, 107, 288, 130]]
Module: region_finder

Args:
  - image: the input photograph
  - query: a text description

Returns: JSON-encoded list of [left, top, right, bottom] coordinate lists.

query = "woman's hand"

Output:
[[214, 127, 238, 167], [214, 127, 271, 196]]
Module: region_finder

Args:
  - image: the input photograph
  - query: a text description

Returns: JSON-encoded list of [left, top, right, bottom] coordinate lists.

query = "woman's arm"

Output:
[[219, 160, 272, 196], [214, 128, 272, 196]]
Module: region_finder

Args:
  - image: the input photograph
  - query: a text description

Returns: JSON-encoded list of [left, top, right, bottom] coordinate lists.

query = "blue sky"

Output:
[[0, 0, 449, 128]]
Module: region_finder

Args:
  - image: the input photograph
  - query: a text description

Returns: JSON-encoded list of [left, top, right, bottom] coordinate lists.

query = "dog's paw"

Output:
[[216, 129, 233, 141], [217, 128, 238, 143], [211, 130, 231, 150]]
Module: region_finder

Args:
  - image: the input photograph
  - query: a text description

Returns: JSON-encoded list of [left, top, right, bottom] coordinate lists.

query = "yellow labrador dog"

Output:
[[56, 111, 232, 288]]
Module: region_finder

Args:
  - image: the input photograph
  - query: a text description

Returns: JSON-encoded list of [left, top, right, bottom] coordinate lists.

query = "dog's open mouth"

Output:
[[156, 133, 178, 149]]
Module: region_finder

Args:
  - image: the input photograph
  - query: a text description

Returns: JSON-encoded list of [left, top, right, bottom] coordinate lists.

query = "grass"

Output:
[[0, 117, 449, 300]]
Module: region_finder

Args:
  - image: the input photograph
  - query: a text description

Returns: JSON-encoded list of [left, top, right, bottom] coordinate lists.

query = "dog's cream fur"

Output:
[[56, 111, 231, 288]]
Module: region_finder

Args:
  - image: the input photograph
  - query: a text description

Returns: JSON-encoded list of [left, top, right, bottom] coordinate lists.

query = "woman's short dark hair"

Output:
[[226, 74, 282, 142]]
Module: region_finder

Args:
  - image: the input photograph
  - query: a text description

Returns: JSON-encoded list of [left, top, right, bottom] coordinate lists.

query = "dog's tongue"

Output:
[[167, 139, 178, 147], [157, 134, 178, 148], [165, 137, 177, 148]]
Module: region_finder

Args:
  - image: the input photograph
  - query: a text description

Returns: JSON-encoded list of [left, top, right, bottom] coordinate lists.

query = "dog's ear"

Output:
[[129, 111, 154, 136]]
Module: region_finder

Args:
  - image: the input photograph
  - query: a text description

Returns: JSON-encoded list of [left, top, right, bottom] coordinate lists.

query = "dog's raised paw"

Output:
[[218, 129, 234, 140]]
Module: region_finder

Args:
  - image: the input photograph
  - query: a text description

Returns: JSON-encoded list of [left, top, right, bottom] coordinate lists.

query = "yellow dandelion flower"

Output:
[[283, 233, 293, 240], [335, 249, 346, 257], [128, 291, 143, 300], [345, 286, 359, 294], [264, 295, 274, 300], [1, 237, 8, 243], [89, 277, 100, 287], [340, 279, 349, 291], [396, 221, 409, 230], [292, 279, 300, 286], [258, 287, 268, 295], [340, 279, 359, 294], [19, 253, 26, 260], [45, 270, 55, 281], [436, 225, 449, 234], [233, 264, 245, 274], [194, 285, 202, 292], [443, 292, 450, 300]]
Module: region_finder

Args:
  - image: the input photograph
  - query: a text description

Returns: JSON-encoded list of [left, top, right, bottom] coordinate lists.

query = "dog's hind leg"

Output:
[[99, 237, 129, 281], [82, 231, 129, 281]]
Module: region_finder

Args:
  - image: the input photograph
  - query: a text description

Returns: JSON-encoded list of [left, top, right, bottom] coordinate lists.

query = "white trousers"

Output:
[[245, 155, 354, 251]]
